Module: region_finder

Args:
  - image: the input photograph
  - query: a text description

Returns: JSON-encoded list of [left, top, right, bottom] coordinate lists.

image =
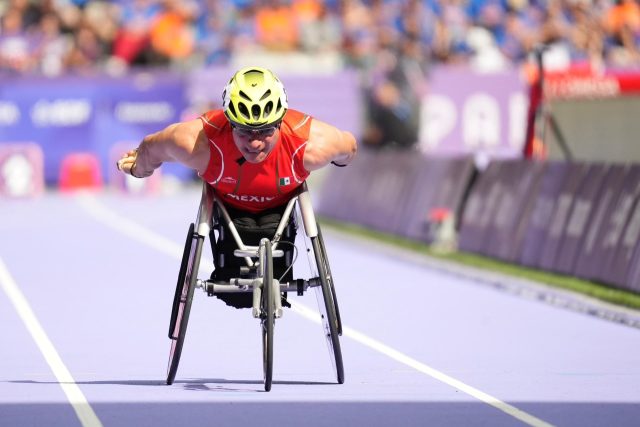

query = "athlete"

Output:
[[117, 66, 357, 307]]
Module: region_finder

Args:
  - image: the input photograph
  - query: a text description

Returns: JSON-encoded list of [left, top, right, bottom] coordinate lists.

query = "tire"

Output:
[[261, 239, 275, 392], [166, 224, 204, 385], [316, 223, 342, 336], [312, 236, 344, 384]]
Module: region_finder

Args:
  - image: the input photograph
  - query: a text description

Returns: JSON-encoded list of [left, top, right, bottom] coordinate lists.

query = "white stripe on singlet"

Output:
[[291, 141, 308, 184]]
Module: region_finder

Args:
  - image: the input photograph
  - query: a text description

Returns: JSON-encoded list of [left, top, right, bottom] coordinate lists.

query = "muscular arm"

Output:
[[117, 119, 210, 177], [303, 118, 357, 172]]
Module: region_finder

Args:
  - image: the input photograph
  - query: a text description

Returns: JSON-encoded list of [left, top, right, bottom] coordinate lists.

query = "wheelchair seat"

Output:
[[209, 203, 297, 308]]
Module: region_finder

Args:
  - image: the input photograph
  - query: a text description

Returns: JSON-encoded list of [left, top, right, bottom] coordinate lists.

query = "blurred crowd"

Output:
[[1, 0, 639, 76], [1, 0, 639, 148]]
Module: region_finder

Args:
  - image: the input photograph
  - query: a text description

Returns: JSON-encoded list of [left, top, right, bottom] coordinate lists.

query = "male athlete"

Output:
[[117, 66, 357, 307]]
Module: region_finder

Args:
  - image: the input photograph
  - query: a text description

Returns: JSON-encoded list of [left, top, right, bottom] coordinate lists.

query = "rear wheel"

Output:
[[312, 236, 344, 384], [167, 223, 203, 385], [316, 223, 342, 336], [261, 239, 275, 392]]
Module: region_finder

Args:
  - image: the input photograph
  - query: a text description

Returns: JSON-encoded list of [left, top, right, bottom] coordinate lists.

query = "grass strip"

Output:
[[320, 218, 640, 311]]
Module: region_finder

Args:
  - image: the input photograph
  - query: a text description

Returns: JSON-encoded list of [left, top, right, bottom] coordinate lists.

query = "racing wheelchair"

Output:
[[166, 181, 344, 391]]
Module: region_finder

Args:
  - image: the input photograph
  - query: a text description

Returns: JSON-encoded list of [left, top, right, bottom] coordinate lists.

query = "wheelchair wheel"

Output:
[[316, 223, 342, 336], [166, 223, 204, 385], [312, 236, 344, 384], [261, 239, 275, 392]]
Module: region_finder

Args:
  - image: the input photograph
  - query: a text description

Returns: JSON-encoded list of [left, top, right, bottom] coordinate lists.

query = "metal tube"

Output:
[[272, 196, 299, 251], [195, 183, 215, 237], [198, 278, 321, 293], [273, 279, 282, 318], [214, 198, 254, 267], [298, 182, 318, 238]]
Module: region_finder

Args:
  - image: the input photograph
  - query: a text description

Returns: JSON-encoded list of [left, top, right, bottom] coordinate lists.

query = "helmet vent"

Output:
[[260, 89, 272, 101], [228, 101, 237, 118], [251, 104, 261, 120], [263, 101, 273, 117], [239, 90, 252, 101], [238, 102, 250, 120], [276, 99, 282, 113]]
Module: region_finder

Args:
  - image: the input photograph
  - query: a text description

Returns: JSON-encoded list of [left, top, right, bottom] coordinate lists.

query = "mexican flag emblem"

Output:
[[279, 177, 291, 186]]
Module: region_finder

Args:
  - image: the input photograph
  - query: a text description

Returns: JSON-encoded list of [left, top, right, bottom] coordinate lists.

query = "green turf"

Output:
[[320, 218, 640, 311]]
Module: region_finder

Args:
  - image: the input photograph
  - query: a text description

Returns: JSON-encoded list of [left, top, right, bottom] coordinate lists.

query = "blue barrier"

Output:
[[573, 164, 629, 281], [537, 163, 590, 271], [597, 165, 640, 289], [554, 164, 609, 275], [399, 156, 473, 242], [458, 161, 501, 254], [316, 151, 640, 294]]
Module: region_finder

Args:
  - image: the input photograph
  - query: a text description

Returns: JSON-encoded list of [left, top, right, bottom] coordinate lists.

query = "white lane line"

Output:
[[290, 303, 553, 427], [0, 257, 103, 427], [77, 193, 554, 427]]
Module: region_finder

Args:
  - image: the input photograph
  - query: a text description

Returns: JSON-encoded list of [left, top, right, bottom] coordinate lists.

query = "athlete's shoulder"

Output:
[[282, 109, 312, 138], [200, 109, 229, 132]]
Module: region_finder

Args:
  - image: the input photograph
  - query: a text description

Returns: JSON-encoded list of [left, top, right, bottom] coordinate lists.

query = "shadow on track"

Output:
[[10, 378, 335, 388]]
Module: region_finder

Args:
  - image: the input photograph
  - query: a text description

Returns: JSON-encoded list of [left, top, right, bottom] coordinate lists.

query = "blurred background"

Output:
[[1, 0, 639, 297]]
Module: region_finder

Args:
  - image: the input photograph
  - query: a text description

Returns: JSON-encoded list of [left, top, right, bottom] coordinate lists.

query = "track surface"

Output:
[[1, 187, 639, 427]]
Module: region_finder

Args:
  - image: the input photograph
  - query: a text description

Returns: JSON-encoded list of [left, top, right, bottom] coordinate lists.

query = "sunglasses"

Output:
[[232, 124, 279, 138]]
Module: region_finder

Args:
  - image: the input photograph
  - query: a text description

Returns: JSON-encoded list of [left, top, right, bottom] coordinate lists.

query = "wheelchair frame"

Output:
[[166, 181, 344, 391]]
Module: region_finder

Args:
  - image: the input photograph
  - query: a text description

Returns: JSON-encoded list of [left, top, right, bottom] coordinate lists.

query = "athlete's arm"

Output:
[[303, 118, 357, 172], [116, 119, 210, 178]]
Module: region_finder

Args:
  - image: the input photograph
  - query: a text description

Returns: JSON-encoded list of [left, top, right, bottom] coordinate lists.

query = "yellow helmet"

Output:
[[222, 67, 288, 129]]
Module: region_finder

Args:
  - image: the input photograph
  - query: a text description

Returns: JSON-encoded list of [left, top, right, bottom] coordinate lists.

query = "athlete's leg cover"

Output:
[[209, 204, 296, 309]]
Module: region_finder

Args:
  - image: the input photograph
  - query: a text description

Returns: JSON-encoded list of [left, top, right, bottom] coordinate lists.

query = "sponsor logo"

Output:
[[221, 176, 237, 184], [31, 99, 91, 127], [0, 102, 20, 125], [279, 177, 291, 186], [114, 101, 174, 123], [226, 194, 276, 203]]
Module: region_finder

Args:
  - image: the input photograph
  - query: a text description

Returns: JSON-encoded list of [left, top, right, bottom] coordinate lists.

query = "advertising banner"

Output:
[[610, 195, 640, 290], [482, 160, 522, 259], [458, 161, 502, 254], [627, 242, 640, 292], [499, 160, 547, 262], [486, 160, 547, 261], [554, 164, 609, 274], [537, 163, 589, 271], [399, 156, 474, 242], [0, 72, 189, 184], [518, 161, 571, 267], [358, 151, 424, 234], [419, 68, 528, 158], [573, 165, 629, 280], [594, 166, 640, 287]]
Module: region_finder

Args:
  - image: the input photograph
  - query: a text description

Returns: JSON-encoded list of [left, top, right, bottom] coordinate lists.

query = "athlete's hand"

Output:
[[116, 148, 151, 178]]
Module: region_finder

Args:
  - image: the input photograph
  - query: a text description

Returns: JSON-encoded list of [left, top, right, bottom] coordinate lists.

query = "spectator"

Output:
[[34, 12, 71, 76], [64, 22, 103, 71], [0, 7, 36, 73], [255, 0, 299, 51], [604, 0, 640, 65], [149, 0, 198, 65], [194, 0, 233, 65], [297, 0, 342, 53], [111, 0, 160, 66]]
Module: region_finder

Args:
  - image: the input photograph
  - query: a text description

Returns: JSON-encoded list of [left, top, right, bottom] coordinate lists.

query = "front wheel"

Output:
[[261, 239, 275, 392]]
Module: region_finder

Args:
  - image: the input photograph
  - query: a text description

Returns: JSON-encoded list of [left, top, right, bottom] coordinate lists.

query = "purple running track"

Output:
[[1, 187, 639, 427]]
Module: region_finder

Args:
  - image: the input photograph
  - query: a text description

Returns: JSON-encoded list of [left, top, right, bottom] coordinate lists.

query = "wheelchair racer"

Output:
[[117, 66, 357, 308]]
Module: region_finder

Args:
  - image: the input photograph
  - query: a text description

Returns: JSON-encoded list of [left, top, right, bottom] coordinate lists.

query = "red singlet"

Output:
[[199, 109, 312, 213]]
